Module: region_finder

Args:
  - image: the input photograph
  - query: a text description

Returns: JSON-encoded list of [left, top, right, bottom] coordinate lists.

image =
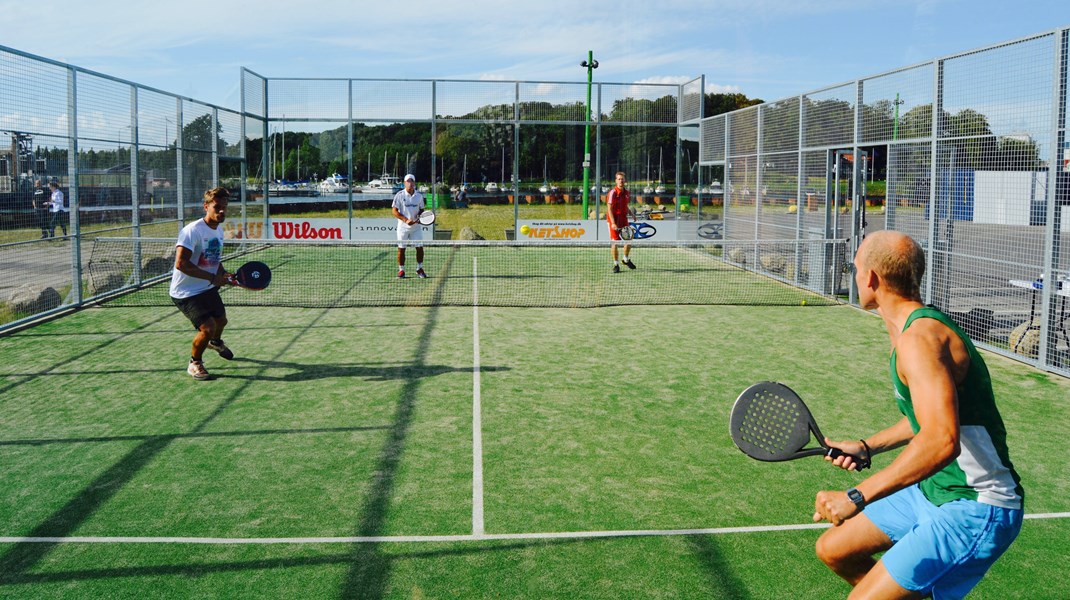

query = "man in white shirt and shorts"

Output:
[[391, 173, 427, 278], [47, 181, 68, 238], [169, 187, 235, 380]]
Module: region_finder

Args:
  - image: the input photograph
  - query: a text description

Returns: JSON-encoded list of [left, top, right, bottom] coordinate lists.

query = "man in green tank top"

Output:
[[812, 231, 1023, 599]]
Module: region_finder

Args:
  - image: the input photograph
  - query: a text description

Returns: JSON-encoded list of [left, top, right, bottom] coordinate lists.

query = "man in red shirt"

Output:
[[606, 171, 636, 273]]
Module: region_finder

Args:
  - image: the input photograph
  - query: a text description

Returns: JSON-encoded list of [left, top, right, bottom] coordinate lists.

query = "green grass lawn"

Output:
[[1, 292, 1068, 597]]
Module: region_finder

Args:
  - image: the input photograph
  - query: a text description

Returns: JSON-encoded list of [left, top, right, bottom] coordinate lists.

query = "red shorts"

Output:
[[607, 217, 627, 241]]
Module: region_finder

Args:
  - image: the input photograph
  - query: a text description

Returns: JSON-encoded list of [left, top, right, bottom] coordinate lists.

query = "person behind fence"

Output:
[[606, 171, 636, 273], [33, 179, 50, 238], [392, 173, 427, 279], [812, 230, 1023, 599], [47, 181, 68, 237], [169, 187, 236, 381]]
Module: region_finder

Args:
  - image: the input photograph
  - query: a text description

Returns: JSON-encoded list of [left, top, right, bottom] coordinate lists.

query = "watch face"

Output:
[[847, 488, 865, 506]]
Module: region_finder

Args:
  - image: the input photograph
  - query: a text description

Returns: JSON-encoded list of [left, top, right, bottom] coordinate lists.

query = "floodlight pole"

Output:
[[893, 93, 904, 141], [581, 51, 598, 218]]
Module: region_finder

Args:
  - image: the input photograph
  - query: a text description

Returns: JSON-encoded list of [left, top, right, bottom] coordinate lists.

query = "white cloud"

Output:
[[2, 0, 1060, 111], [706, 83, 743, 94]]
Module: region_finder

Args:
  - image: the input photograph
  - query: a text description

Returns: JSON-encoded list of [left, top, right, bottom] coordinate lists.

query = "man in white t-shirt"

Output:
[[47, 181, 68, 237], [169, 187, 235, 380], [391, 173, 427, 278]]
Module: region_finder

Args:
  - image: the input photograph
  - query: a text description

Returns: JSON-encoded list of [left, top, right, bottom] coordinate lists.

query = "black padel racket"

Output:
[[730, 381, 869, 469], [227, 260, 272, 290]]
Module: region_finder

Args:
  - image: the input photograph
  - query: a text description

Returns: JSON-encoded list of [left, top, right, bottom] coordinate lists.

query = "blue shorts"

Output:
[[865, 484, 1023, 599]]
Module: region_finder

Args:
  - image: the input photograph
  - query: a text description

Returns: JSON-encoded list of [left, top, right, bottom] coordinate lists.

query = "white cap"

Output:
[[404, 174, 416, 182]]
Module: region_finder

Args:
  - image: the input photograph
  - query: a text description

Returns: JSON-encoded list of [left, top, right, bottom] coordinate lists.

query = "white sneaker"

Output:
[[187, 359, 211, 381]]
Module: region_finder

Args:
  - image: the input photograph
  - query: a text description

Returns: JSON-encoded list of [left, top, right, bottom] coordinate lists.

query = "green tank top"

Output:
[[890, 306, 1024, 508]]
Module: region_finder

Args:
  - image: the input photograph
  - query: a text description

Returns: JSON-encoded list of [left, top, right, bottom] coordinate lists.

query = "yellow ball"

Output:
[[800, 300, 808, 306], [520, 225, 530, 235]]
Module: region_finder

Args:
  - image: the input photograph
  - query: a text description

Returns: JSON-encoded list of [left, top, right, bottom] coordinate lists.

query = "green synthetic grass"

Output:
[[1, 300, 1068, 598], [92, 242, 835, 310]]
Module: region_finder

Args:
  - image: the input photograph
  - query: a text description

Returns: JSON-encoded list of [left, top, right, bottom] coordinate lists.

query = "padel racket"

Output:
[[632, 222, 656, 239], [697, 222, 724, 240], [618, 223, 634, 241], [417, 210, 436, 226], [729, 381, 869, 469], [227, 260, 272, 290]]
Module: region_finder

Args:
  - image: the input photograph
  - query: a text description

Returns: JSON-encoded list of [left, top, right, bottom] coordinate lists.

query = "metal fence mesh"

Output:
[[351, 79, 432, 121], [1, 28, 1068, 377], [860, 64, 934, 143], [519, 82, 586, 122]]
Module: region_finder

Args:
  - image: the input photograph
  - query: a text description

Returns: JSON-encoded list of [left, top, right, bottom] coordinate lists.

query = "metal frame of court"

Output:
[[2, 26, 1070, 378]]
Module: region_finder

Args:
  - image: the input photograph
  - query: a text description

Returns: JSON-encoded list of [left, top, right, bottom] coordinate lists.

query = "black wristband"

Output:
[[858, 438, 872, 470]]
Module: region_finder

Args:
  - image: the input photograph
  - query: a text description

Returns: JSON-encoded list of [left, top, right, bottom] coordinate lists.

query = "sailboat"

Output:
[[485, 149, 501, 192], [654, 148, 667, 194], [643, 151, 654, 194], [538, 155, 550, 194], [361, 150, 400, 193]]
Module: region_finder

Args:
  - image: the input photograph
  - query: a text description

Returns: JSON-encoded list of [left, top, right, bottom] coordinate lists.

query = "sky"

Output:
[[1, 0, 1067, 110]]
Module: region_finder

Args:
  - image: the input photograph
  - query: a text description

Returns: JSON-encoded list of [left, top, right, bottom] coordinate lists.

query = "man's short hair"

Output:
[[864, 231, 926, 299], [615, 171, 626, 178], [48, 181, 58, 189], [203, 187, 230, 204]]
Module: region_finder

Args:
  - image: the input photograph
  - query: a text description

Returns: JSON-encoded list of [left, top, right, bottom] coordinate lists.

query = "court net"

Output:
[[88, 238, 850, 308]]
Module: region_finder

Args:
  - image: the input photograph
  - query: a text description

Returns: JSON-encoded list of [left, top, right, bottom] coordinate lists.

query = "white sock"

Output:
[[614, 260, 620, 266], [418, 262, 423, 269]]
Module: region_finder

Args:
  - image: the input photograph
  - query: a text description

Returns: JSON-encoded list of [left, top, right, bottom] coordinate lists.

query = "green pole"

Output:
[[581, 51, 598, 218], [893, 93, 903, 141]]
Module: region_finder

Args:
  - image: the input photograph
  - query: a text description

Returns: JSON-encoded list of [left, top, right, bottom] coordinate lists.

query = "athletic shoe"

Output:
[[208, 338, 234, 360], [398, 269, 406, 278], [417, 268, 427, 278], [187, 359, 211, 381], [624, 259, 636, 270], [612, 264, 621, 273]]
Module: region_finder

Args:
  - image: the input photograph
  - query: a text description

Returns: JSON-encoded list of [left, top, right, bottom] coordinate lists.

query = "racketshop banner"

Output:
[[254, 218, 433, 241], [515, 219, 688, 241]]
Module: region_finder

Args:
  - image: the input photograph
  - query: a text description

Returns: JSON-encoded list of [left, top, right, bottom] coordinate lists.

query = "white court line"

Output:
[[3, 513, 1067, 545], [471, 256, 485, 536]]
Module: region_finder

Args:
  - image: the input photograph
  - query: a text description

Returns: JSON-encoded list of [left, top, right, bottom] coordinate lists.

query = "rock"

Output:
[[459, 226, 485, 241], [8, 284, 62, 314]]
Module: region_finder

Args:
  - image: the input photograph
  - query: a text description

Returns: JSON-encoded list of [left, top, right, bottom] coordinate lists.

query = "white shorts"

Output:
[[397, 223, 424, 248]]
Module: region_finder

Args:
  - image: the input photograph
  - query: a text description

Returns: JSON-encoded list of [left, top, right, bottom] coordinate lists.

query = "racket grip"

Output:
[[825, 447, 870, 471]]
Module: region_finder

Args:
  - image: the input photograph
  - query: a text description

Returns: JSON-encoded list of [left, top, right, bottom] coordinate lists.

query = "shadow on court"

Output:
[[0, 425, 393, 448], [0, 251, 457, 597], [0, 537, 585, 588], [337, 247, 463, 599], [228, 357, 509, 383]]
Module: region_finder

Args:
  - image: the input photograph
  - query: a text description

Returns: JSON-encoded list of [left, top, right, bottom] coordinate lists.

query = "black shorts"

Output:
[[171, 287, 226, 330]]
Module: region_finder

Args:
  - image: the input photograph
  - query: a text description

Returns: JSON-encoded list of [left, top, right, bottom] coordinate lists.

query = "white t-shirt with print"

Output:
[[169, 218, 225, 299], [392, 189, 424, 232]]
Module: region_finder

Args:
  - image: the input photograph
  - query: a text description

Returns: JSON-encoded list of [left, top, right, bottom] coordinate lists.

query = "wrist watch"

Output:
[[846, 487, 866, 510]]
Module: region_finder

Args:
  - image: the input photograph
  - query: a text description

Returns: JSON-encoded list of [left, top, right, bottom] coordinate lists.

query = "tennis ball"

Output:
[[520, 225, 530, 235], [800, 300, 807, 306]]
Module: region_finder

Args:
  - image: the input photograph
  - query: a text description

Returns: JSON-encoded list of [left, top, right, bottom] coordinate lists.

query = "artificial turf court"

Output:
[[1, 251, 1069, 598]]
